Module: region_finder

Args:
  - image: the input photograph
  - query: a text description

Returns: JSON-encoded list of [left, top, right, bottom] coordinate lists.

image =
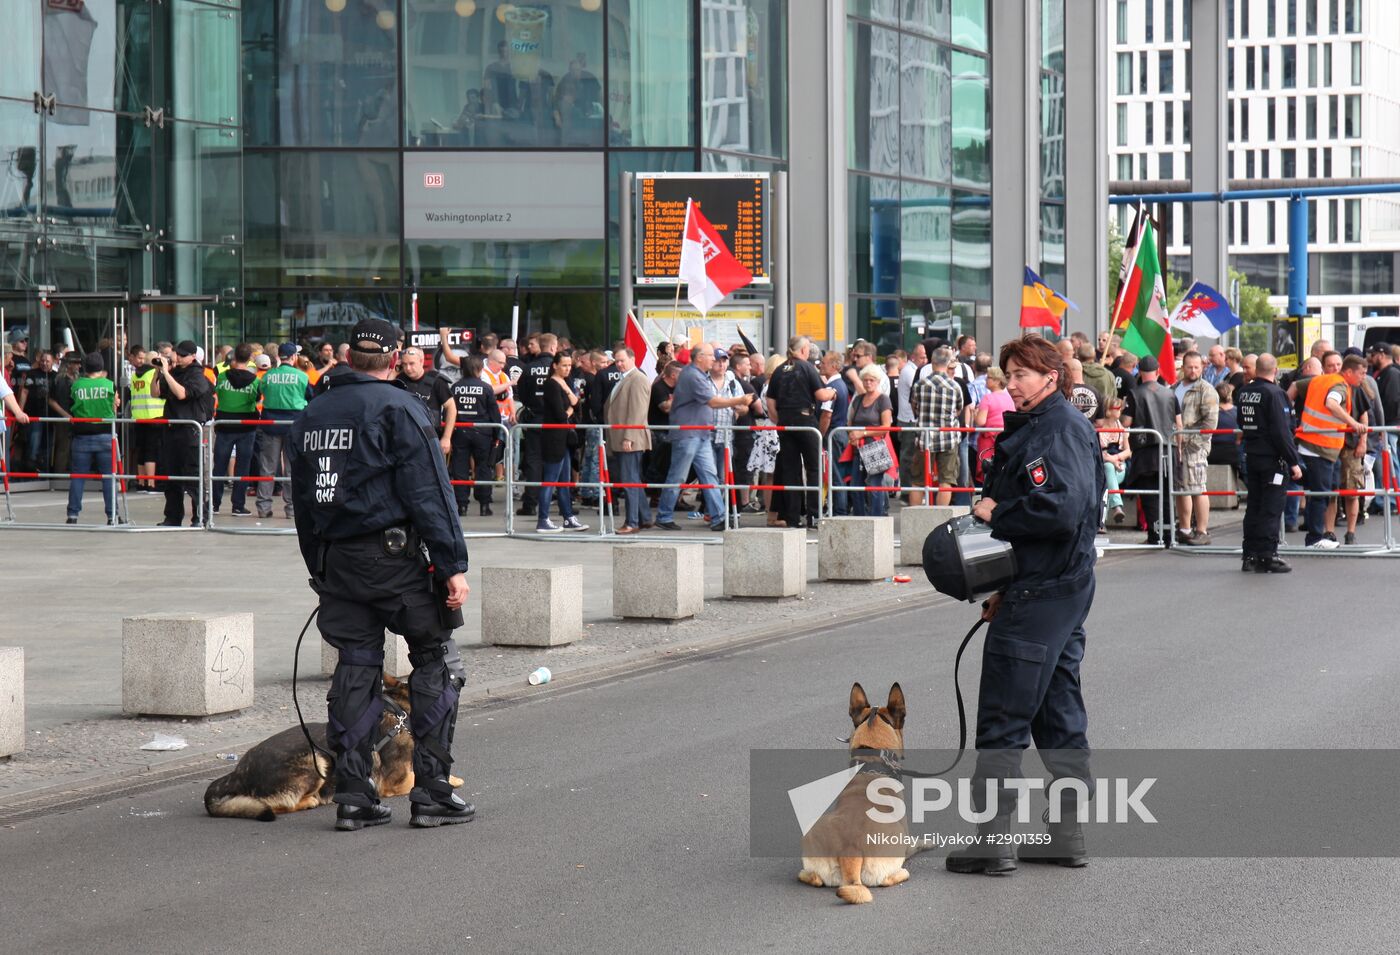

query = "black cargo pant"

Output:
[[315, 535, 462, 808], [772, 409, 821, 525], [519, 410, 543, 509], [1242, 453, 1287, 559], [161, 428, 205, 525], [451, 429, 496, 507]]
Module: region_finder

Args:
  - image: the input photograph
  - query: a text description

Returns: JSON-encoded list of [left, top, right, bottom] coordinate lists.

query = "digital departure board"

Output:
[[635, 173, 770, 286]]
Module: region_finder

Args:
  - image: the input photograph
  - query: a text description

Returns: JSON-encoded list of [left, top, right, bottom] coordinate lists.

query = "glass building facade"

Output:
[[0, 0, 242, 351], [845, 0, 989, 351], [240, 0, 787, 347]]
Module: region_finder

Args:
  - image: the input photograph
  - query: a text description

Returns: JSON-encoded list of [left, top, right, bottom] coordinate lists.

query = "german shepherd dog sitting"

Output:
[[797, 683, 912, 904], [204, 675, 459, 821]]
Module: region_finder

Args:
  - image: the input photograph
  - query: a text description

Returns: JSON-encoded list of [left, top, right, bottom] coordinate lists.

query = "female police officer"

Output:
[[946, 336, 1104, 875]]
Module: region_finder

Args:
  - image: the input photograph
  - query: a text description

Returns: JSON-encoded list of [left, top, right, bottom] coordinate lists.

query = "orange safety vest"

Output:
[[484, 367, 511, 418], [1294, 373, 1351, 452]]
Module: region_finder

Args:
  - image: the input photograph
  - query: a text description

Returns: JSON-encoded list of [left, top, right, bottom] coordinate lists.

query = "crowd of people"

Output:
[[3, 320, 1398, 543]]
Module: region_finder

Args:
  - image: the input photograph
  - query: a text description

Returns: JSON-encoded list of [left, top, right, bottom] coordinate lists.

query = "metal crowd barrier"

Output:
[[0, 416, 206, 531]]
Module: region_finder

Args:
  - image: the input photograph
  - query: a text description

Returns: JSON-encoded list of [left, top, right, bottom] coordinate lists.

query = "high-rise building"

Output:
[[1110, 0, 1400, 335]]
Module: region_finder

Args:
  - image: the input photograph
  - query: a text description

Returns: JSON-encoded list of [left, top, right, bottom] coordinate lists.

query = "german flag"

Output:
[[1020, 266, 1075, 335]]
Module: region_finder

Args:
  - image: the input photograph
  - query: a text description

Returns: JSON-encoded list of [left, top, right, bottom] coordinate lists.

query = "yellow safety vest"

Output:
[[129, 368, 165, 420]]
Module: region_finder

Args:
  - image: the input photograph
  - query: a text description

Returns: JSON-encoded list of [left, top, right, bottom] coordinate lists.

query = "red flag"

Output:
[[623, 310, 657, 380], [679, 199, 753, 316]]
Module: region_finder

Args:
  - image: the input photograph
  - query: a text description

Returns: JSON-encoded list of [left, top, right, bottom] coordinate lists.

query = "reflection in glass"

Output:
[[951, 51, 988, 189], [165, 122, 242, 245], [901, 34, 950, 183], [951, 0, 986, 51], [849, 173, 900, 297], [1040, 72, 1065, 200], [848, 0, 898, 25], [404, 0, 605, 148], [951, 190, 989, 300], [1040, 202, 1066, 292], [43, 108, 150, 237], [0, 100, 42, 228], [851, 296, 904, 354], [901, 0, 950, 40], [243, 290, 403, 345], [42, 236, 136, 294], [244, 151, 400, 287], [0, 7, 42, 101], [608, 0, 693, 147], [1041, 0, 1064, 71], [702, 153, 784, 173], [901, 180, 950, 299], [846, 21, 900, 176], [170, 0, 240, 126], [701, 0, 786, 159], [165, 243, 241, 299], [45, 0, 152, 117], [243, 0, 399, 147]]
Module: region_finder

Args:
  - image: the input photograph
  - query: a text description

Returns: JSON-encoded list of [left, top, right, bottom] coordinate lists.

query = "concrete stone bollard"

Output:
[[818, 516, 895, 581], [482, 565, 583, 647], [898, 505, 972, 566], [122, 613, 255, 717], [723, 528, 807, 598], [613, 543, 704, 620], [0, 647, 23, 758], [322, 633, 413, 679], [1207, 465, 1239, 510]]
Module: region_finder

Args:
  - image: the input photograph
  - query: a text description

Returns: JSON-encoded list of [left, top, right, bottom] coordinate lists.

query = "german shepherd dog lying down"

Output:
[[797, 683, 912, 904], [204, 675, 461, 821]]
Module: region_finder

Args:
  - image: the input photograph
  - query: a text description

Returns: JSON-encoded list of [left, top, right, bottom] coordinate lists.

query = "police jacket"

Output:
[[1236, 378, 1299, 468], [287, 371, 469, 581], [983, 391, 1103, 589], [450, 375, 501, 426], [518, 354, 555, 417]]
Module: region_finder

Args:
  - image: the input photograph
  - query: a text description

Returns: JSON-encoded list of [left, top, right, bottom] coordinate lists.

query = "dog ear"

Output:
[[849, 683, 870, 725], [885, 683, 906, 730]]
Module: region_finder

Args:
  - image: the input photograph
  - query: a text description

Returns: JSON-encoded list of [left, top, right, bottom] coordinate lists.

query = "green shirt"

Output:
[[69, 375, 116, 435], [257, 365, 310, 411], [216, 369, 260, 415]]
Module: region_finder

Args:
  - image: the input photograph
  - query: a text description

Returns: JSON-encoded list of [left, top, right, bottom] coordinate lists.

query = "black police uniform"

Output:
[[448, 373, 501, 513], [768, 357, 825, 526], [1123, 379, 1179, 543], [516, 352, 555, 513], [288, 332, 473, 830], [156, 357, 215, 526], [1236, 377, 1299, 571], [948, 389, 1104, 874]]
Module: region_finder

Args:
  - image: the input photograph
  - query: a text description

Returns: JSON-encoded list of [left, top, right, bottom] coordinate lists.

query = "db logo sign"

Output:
[[424, 173, 445, 188]]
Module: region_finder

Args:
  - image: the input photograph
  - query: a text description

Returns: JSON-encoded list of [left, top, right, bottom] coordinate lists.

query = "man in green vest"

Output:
[[254, 342, 313, 519], [66, 352, 122, 525], [127, 347, 165, 492], [212, 342, 261, 516]]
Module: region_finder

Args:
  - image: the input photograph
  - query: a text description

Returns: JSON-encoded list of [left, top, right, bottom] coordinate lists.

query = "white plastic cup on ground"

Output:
[[528, 666, 552, 686]]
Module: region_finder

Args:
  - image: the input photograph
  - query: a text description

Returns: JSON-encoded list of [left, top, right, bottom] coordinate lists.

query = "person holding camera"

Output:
[[151, 340, 214, 526], [287, 319, 473, 832]]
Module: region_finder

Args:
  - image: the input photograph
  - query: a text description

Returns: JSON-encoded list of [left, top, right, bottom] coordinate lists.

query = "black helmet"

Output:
[[921, 515, 1018, 603]]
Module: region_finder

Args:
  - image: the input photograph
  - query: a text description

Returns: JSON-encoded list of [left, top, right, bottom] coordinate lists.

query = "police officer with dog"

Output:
[[944, 336, 1104, 876], [1236, 353, 1300, 573], [288, 318, 474, 831]]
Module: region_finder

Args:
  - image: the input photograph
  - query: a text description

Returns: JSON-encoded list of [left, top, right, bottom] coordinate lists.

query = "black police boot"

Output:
[[335, 802, 391, 831], [1254, 554, 1292, 574], [457, 504, 469, 517], [1020, 811, 1088, 868], [480, 503, 493, 517], [409, 781, 476, 829], [1241, 555, 1256, 573], [945, 815, 1017, 876]]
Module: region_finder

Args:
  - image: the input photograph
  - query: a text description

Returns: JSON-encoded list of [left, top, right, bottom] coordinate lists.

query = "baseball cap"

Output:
[[1343, 346, 1364, 357], [277, 342, 300, 358], [349, 318, 399, 354], [1138, 355, 1160, 372], [82, 352, 106, 374], [714, 347, 729, 360], [254, 354, 272, 370], [6, 328, 27, 344], [174, 340, 199, 357]]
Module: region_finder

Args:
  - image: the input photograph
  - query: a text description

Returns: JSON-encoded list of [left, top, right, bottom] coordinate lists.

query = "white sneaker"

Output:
[[536, 520, 564, 534], [562, 517, 589, 531], [1307, 538, 1339, 550]]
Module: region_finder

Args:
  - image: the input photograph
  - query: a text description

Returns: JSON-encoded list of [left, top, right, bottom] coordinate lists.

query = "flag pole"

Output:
[[672, 198, 692, 346]]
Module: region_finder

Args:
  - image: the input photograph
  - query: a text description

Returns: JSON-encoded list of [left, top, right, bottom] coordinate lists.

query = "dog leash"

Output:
[[839, 615, 988, 781]]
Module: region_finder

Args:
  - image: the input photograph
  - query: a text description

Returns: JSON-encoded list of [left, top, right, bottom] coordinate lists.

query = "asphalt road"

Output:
[[5, 551, 1399, 954]]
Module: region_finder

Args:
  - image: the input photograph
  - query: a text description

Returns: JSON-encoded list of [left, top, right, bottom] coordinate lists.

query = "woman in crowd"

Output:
[[845, 364, 895, 516], [1209, 382, 1243, 478], [1099, 396, 1131, 525], [752, 353, 786, 525], [973, 366, 1015, 483], [536, 351, 589, 533]]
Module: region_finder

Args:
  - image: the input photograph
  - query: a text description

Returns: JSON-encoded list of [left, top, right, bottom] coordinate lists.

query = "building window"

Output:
[[1307, 43, 1317, 86], [1183, 99, 1192, 142], [1351, 146, 1361, 177], [1228, 204, 1235, 244], [1242, 100, 1250, 141], [1268, 0, 1278, 36], [1240, 0, 1250, 37], [1144, 0, 1153, 42], [1323, 41, 1332, 85], [705, 0, 786, 158], [1227, 0, 1235, 38], [1287, 0, 1298, 35], [1118, 154, 1133, 179], [1282, 148, 1296, 177], [1262, 149, 1270, 177], [1228, 47, 1236, 91], [1245, 47, 1256, 91], [1345, 94, 1360, 138], [1140, 153, 1148, 179], [1184, 150, 1192, 179], [609, 0, 696, 148], [1329, 200, 1339, 243], [1287, 97, 1296, 138], [1245, 151, 1255, 179], [1117, 103, 1128, 146], [1165, 103, 1174, 144], [1267, 201, 1276, 243], [1117, 0, 1128, 44], [1159, 51, 1173, 94], [1345, 0, 1360, 32], [1228, 103, 1236, 140], [1306, 95, 1317, 138], [1145, 101, 1154, 145], [1241, 205, 1250, 244], [1282, 44, 1296, 88], [1118, 52, 1133, 95], [1268, 99, 1278, 139], [1308, 147, 1317, 177], [1351, 42, 1361, 85], [1329, 0, 1339, 33], [1345, 198, 1359, 241], [1329, 94, 1339, 138], [1140, 50, 1148, 94], [1261, 45, 1270, 89], [1307, 199, 1317, 243], [1159, 152, 1173, 179], [1306, 0, 1316, 35], [1323, 147, 1332, 177], [1165, 0, 1175, 41]]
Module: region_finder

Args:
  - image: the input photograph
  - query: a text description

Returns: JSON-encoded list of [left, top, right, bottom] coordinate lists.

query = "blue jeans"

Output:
[[67, 433, 116, 520], [537, 454, 575, 524], [952, 437, 974, 506], [1301, 455, 1340, 545], [26, 420, 48, 467], [612, 450, 652, 528], [850, 464, 889, 516], [212, 427, 256, 510], [828, 430, 851, 515], [658, 434, 724, 525], [580, 427, 601, 499], [1103, 460, 1126, 509]]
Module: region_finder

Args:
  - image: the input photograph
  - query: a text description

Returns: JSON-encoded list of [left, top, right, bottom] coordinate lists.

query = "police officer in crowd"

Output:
[[255, 345, 313, 520], [515, 333, 557, 517], [288, 319, 474, 831], [397, 346, 456, 447], [766, 336, 835, 529], [151, 340, 214, 527], [947, 336, 1104, 876], [1236, 353, 1301, 573], [448, 355, 501, 517]]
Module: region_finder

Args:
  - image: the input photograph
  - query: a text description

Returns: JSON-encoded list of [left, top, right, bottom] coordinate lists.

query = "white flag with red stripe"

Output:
[[678, 198, 754, 316], [623, 310, 657, 380]]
